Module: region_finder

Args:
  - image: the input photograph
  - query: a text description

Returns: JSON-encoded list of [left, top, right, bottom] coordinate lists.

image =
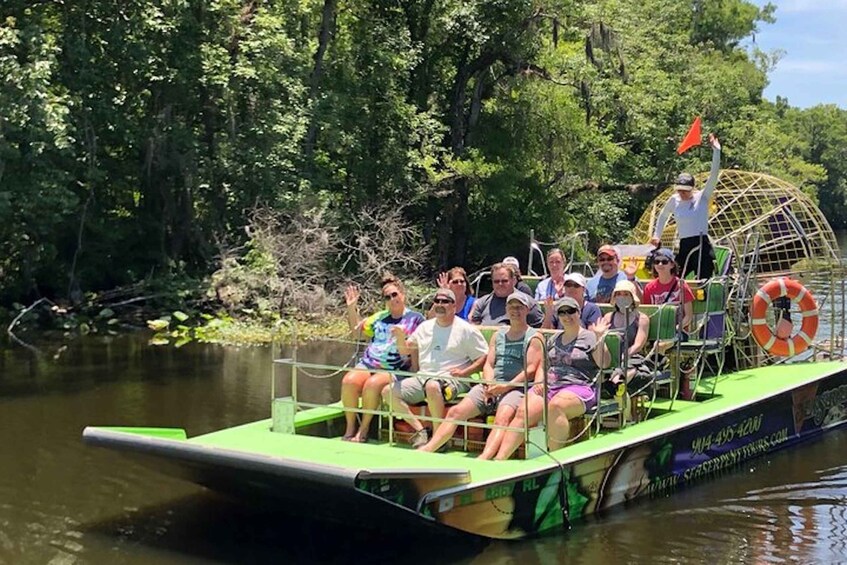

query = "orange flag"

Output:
[[677, 116, 702, 155]]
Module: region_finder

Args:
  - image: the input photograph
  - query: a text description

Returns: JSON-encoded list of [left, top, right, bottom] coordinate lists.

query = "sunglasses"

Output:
[[492, 279, 511, 284], [383, 291, 400, 299], [653, 259, 671, 265], [449, 279, 466, 285], [597, 255, 615, 262], [557, 307, 578, 316], [564, 282, 582, 288], [433, 298, 454, 305]]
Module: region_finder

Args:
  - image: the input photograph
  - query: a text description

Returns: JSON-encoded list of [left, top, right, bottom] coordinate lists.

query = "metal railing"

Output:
[[273, 357, 552, 457]]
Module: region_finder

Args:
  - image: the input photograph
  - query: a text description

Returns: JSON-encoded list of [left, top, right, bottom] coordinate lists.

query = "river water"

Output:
[[4, 239, 847, 563]]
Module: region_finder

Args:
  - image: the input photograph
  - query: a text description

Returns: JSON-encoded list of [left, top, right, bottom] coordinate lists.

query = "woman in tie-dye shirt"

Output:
[[342, 276, 423, 442]]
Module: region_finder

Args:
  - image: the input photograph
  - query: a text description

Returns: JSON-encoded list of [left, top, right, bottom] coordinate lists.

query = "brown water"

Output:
[[2, 332, 847, 564]]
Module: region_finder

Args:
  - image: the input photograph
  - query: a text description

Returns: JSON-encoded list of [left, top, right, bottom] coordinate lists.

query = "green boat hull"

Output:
[[84, 361, 847, 539]]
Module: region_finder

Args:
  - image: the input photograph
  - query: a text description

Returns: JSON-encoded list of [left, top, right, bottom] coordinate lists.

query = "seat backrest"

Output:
[[684, 245, 734, 281], [523, 276, 542, 293], [479, 326, 499, 343], [689, 280, 727, 340], [639, 304, 679, 341], [604, 332, 622, 370], [691, 281, 726, 315], [595, 303, 677, 343], [713, 246, 733, 276]]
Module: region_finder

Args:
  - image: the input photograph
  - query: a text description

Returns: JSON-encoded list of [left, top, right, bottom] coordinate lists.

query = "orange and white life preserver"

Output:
[[751, 278, 819, 357]]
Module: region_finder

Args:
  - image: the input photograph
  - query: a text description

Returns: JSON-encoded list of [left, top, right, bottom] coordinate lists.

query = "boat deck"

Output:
[[180, 360, 845, 482]]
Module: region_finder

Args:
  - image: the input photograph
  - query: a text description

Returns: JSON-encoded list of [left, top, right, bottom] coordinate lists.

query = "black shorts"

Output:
[[677, 235, 714, 279]]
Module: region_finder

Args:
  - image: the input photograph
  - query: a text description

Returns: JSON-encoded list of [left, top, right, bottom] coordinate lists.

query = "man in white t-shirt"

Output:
[[388, 288, 488, 447]]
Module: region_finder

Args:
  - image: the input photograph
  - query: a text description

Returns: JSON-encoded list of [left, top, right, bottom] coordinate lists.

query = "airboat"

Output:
[[84, 170, 847, 539]]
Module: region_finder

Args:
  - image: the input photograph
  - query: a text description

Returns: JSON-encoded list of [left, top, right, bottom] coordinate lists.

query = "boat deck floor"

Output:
[[176, 361, 845, 483]]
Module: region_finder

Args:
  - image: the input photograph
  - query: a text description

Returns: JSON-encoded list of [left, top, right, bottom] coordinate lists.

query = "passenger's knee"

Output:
[[364, 374, 388, 391], [493, 408, 515, 426], [342, 371, 364, 386], [424, 380, 442, 397], [445, 405, 462, 420], [549, 394, 584, 418]]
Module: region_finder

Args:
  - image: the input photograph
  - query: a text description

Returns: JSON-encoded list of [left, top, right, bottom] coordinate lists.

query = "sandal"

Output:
[[342, 433, 357, 441]]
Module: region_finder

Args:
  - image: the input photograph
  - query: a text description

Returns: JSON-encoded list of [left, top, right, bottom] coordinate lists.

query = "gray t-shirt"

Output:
[[470, 293, 544, 328], [493, 328, 537, 382], [546, 329, 598, 385]]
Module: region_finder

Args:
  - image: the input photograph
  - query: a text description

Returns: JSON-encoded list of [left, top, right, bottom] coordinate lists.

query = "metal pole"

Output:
[[528, 229, 536, 276], [291, 325, 298, 409], [270, 339, 276, 402], [619, 306, 631, 428], [388, 372, 394, 445]]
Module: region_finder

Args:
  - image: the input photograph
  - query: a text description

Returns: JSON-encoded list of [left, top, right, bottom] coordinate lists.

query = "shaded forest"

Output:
[[2, 0, 846, 312]]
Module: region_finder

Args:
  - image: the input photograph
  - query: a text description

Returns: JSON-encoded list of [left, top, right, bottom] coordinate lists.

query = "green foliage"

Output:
[[0, 0, 845, 318]]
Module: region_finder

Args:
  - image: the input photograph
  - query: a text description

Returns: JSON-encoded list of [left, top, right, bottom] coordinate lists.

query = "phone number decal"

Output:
[[690, 414, 764, 456]]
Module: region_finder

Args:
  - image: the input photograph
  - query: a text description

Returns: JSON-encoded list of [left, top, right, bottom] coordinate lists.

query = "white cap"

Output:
[[563, 272, 587, 287]]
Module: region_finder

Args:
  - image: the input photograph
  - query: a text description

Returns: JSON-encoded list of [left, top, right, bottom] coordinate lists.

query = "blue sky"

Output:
[[748, 1, 847, 108]]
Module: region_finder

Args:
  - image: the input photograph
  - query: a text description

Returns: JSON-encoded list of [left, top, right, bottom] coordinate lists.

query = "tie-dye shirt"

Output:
[[359, 308, 424, 370]]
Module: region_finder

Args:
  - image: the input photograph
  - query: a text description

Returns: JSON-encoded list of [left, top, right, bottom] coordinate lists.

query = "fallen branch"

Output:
[[7, 298, 51, 355], [101, 294, 168, 308]]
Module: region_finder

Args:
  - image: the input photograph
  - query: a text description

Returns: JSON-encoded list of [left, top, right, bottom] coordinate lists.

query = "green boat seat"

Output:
[[603, 332, 622, 371], [686, 280, 726, 341], [638, 304, 679, 342], [713, 245, 733, 276], [684, 245, 733, 280], [478, 326, 500, 343], [523, 276, 542, 293]]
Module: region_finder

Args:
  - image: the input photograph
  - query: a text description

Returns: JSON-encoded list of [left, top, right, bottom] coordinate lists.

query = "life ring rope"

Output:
[[750, 278, 819, 357]]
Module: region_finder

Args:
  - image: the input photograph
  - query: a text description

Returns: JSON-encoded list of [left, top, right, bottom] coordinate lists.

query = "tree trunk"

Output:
[[302, 0, 338, 173]]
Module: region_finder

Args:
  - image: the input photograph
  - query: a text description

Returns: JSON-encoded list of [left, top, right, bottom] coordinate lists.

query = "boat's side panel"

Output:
[[418, 366, 847, 539], [82, 427, 469, 529]]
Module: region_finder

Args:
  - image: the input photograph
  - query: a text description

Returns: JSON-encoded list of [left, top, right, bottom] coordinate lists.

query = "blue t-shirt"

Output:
[[586, 272, 627, 303], [456, 295, 476, 320]]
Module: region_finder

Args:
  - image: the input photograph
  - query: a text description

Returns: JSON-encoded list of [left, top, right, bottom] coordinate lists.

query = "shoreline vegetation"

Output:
[[3, 2, 847, 349]]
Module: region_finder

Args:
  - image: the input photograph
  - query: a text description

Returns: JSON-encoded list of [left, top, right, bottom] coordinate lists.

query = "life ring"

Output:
[[751, 278, 818, 357]]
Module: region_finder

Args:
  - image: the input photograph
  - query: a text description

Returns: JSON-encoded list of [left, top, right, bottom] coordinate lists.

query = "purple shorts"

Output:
[[545, 383, 597, 411]]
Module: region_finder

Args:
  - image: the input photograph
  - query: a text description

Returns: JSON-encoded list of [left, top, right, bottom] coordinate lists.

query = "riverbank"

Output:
[[148, 314, 351, 347]]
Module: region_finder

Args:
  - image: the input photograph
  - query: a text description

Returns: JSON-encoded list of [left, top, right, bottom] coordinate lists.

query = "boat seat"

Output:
[[683, 245, 734, 281], [675, 277, 730, 399], [595, 303, 678, 342], [523, 276, 542, 293]]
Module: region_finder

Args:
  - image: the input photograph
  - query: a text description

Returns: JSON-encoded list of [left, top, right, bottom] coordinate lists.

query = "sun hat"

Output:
[[612, 280, 641, 306]]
